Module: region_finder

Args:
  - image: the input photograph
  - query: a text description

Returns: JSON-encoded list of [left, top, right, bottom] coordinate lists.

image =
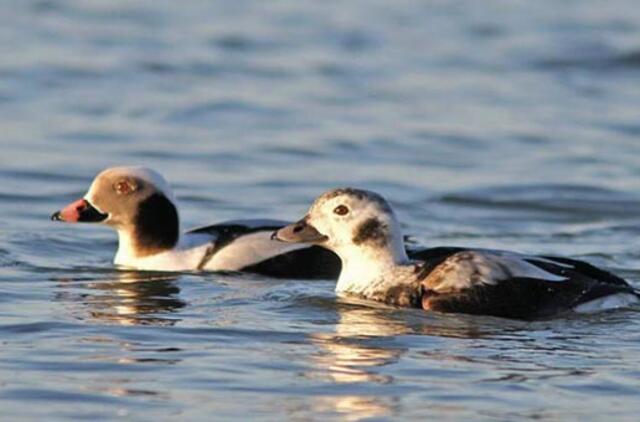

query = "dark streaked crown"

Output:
[[311, 188, 392, 213]]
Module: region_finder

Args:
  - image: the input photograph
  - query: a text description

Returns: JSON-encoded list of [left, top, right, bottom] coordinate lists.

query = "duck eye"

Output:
[[333, 205, 349, 216], [113, 179, 138, 196]]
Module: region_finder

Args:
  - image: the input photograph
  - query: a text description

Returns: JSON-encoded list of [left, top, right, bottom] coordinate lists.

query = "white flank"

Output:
[[205, 230, 308, 271], [573, 293, 639, 313]]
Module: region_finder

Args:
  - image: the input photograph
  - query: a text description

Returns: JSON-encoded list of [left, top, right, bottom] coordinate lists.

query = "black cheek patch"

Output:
[[134, 193, 180, 255], [352, 217, 388, 246]]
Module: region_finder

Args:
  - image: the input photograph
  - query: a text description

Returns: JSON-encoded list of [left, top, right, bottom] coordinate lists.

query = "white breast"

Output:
[[114, 233, 213, 271]]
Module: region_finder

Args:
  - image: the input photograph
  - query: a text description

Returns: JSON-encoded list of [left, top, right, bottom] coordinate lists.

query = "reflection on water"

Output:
[[308, 309, 406, 383], [309, 306, 408, 383], [304, 305, 407, 420], [302, 300, 535, 420], [53, 271, 186, 326], [309, 396, 398, 422], [88, 380, 172, 402]]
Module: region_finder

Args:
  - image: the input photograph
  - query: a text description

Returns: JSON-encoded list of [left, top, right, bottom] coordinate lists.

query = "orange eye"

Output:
[[114, 179, 137, 195], [333, 205, 349, 216]]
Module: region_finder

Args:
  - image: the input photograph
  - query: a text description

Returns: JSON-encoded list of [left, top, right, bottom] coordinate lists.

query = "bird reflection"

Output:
[[53, 270, 186, 326], [302, 303, 409, 420], [301, 298, 511, 420], [308, 304, 408, 384]]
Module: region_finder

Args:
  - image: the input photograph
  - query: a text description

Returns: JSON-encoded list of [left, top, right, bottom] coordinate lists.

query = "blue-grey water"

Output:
[[2, 0, 640, 420]]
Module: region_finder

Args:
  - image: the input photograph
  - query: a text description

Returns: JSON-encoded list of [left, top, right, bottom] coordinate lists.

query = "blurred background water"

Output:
[[2, 0, 640, 420]]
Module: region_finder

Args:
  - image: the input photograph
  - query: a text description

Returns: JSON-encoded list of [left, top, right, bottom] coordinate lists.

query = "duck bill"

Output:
[[272, 218, 328, 243], [51, 198, 108, 223]]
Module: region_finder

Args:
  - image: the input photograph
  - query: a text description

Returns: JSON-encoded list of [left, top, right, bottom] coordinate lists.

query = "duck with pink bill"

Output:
[[51, 166, 340, 278]]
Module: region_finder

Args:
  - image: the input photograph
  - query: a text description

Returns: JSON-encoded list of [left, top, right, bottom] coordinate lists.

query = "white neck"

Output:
[[112, 225, 180, 262], [114, 226, 144, 266], [334, 235, 412, 296]]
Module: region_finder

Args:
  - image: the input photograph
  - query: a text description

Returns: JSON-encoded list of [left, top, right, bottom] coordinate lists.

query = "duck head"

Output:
[[51, 166, 180, 258], [274, 188, 409, 270]]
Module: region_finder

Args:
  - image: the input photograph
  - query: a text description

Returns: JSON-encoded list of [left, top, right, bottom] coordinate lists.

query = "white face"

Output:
[[307, 189, 396, 250], [276, 188, 401, 256]]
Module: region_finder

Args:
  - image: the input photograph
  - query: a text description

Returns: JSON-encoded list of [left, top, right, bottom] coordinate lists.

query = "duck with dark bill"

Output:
[[273, 188, 639, 319]]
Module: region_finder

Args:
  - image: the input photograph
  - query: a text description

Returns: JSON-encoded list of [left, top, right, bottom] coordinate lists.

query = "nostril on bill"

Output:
[[293, 225, 304, 233]]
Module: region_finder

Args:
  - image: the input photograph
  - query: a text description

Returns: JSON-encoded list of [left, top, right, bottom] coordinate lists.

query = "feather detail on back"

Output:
[[421, 250, 567, 293]]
